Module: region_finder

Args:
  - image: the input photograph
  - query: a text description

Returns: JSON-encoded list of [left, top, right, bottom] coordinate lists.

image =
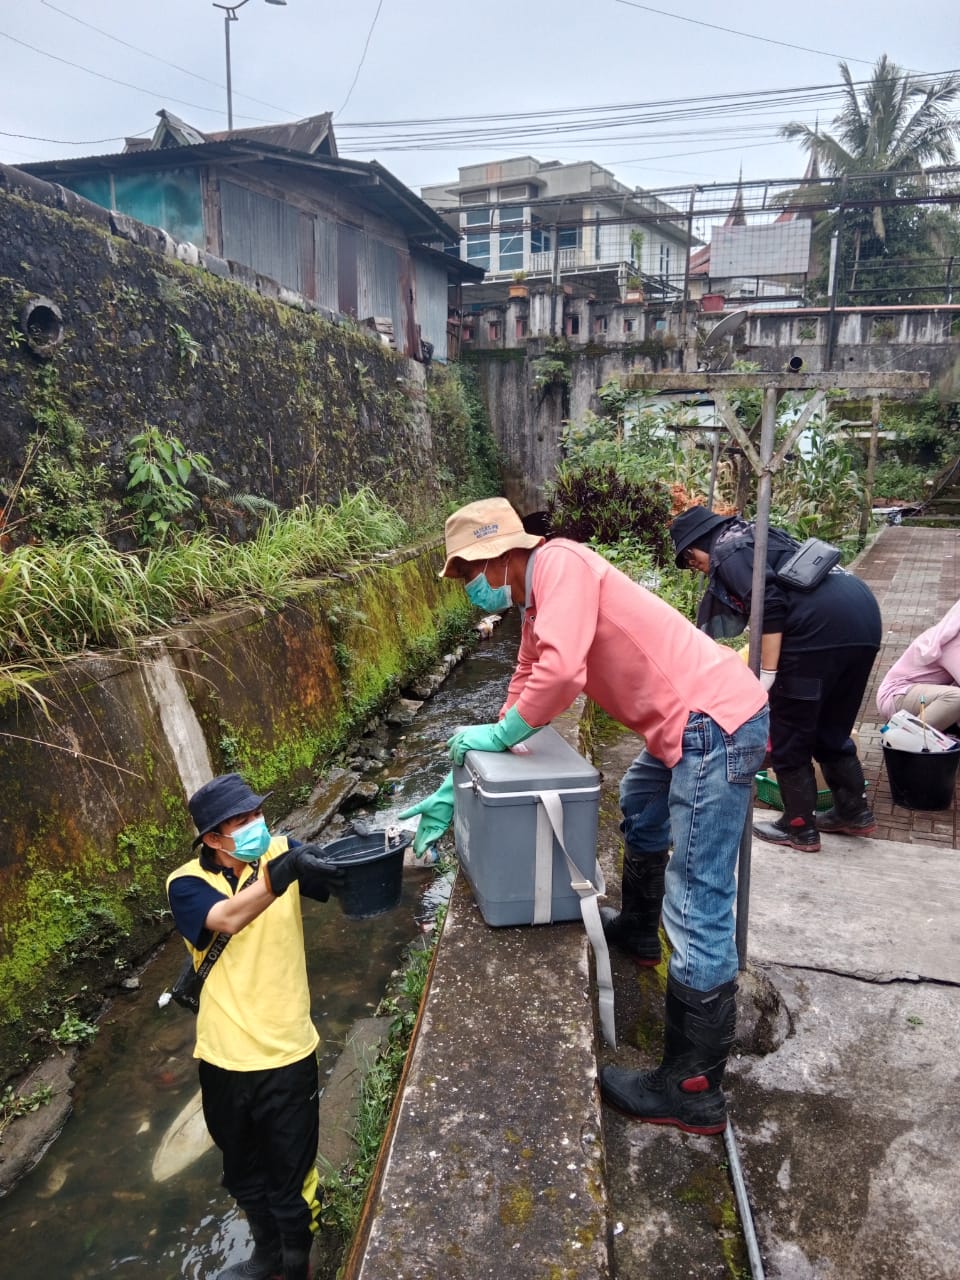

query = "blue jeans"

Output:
[[619, 708, 768, 990]]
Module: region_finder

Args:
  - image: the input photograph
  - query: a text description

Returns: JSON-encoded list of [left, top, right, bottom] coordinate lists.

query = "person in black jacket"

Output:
[[670, 507, 881, 851]]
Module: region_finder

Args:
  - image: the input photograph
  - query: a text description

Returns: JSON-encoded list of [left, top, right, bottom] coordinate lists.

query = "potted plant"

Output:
[[508, 270, 529, 299], [624, 274, 644, 303]]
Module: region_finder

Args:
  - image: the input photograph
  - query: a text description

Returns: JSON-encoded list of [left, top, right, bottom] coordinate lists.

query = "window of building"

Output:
[[462, 323, 474, 341], [488, 320, 501, 341], [465, 209, 491, 227], [566, 314, 581, 336], [465, 233, 490, 268], [594, 315, 608, 334], [460, 189, 489, 205], [558, 225, 581, 251], [516, 317, 528, 339], [624, 318, 635, 333], [659, 243, 672, 277], [531, 217, 551, 254], [498, 205, 524, 272]]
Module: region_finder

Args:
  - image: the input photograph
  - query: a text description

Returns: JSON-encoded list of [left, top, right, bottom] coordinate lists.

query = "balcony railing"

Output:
[[529, 248, 587, 273]]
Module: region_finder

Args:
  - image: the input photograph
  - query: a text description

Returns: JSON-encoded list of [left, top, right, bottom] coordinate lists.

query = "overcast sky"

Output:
[[2, 0, 958, 208]]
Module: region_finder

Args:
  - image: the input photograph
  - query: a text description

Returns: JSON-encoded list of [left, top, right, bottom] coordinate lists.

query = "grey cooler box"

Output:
[[453, 727, 602, 927]]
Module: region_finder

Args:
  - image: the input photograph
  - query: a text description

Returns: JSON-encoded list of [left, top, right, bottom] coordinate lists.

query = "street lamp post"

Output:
[[212, 0, 286, 130]]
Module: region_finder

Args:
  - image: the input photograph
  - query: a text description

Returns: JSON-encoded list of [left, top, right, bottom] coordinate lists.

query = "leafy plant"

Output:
[[546, 462, 672, 564], [530, 340, 574, 394], [51, 1009, 97, 1047], [125, 426, 213, 542], [0, 1082, 54, 1142], [169, 322, 201, 367], [5, 323, 27, 350]]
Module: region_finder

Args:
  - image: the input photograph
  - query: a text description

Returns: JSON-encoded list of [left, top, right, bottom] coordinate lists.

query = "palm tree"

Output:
[[780, 57, 960, 302]]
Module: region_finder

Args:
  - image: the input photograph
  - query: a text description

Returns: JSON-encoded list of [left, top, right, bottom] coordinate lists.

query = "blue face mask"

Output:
[[229, 816, 271, 862], [463, 560, 514, 614], [465, 571, 512, 613]]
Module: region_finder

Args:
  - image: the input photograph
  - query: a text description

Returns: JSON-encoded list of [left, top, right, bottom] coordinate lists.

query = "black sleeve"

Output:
[[716, 545, 791, 634]]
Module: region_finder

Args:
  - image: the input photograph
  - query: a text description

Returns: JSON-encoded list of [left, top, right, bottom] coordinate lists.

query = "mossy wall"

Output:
[[0, 543, 470, 1084], [0, 180, 481, 532]]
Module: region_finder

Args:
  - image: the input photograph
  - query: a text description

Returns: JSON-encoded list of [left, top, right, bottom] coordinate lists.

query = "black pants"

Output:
[[199, 1051, 320, 1238], [769, 644, 878, 773]]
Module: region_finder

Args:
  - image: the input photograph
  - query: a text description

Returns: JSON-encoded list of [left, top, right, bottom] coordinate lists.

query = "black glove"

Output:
[[264, 845, 347, 901]]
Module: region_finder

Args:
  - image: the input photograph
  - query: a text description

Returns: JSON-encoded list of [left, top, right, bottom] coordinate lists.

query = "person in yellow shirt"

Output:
[[167, 773, 345, 1280]]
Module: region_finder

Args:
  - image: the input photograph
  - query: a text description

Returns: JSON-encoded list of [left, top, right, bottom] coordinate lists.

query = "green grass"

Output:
[[0, 488, 409, 669]]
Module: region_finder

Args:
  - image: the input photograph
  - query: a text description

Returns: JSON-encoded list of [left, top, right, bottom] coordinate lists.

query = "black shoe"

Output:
[[753, 813, 821, 851], [600, 978, 736, 1135], [603, 846, 668, 964], [815, 806, 876, 835], [600, 907, 661, 966]]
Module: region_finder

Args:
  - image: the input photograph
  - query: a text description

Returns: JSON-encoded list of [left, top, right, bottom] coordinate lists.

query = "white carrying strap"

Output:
[[535, 789, 616, 1048]]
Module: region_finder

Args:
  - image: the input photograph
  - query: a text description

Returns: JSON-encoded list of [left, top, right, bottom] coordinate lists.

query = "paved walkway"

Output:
[[601, 522, 960, 1279], [351, 523, 960, 1280], [854, 524, 960, 846]]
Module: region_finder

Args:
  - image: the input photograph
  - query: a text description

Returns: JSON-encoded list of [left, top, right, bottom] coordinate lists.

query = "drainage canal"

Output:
[[0, 616, 520, 1278]]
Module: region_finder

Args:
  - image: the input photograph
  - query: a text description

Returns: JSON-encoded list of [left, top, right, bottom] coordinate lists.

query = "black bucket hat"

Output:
[[669, 506, 737, 568], [188, 773, 273, 847]]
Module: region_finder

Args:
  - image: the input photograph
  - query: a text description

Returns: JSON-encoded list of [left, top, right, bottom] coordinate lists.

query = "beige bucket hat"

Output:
[[440, 497, 543, 578]]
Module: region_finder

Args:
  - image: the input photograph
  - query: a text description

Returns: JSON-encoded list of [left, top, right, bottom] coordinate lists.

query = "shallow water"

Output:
[[0, 614, 520, 1276]]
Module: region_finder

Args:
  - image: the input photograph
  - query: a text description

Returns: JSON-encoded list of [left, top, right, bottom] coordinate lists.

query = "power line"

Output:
[[0, 27, 270, 124], [38, 0, 300, 119], [614, 0, 880, 67], [0, 127, 153, 145], [336, 0, 385, 118]]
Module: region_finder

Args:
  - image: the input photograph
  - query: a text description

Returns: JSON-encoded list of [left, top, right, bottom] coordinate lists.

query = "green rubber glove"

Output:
[[446, 706, 539, 767], [397, 772, 455, 858]]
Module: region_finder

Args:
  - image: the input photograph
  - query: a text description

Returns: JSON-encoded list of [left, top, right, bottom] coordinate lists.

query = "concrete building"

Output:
[[422, 155, 696, 304]]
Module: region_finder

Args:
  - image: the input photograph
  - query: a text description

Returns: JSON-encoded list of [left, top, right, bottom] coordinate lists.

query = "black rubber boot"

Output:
[[816, 755, 876, 835], [218, 1211, 282, 1280], [600, 976, 737, 1135], [599, 847, 668, 966], [753, 764, 821, 851], [280, 1231, 313, 1280]]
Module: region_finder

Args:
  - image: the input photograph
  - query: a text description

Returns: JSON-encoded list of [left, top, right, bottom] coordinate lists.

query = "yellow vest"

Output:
[[167, 837, 319, 1071]]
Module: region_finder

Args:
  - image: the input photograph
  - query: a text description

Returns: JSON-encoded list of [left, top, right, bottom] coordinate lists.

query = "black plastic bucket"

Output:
[[881, 742, 960, 811], [319, 830, 412, 919]]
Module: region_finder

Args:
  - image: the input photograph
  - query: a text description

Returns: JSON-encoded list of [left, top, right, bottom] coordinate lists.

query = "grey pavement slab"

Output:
[[745, 832, 960, 982], [346, 874, 608, 1280]]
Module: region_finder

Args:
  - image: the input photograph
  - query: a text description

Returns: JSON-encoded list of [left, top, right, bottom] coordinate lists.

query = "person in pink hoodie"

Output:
[[401, 498, 768, 1135], [877, 600, 960, 730]]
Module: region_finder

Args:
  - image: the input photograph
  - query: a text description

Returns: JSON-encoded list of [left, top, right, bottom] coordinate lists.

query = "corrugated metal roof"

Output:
[[23, 139, 456, 246]]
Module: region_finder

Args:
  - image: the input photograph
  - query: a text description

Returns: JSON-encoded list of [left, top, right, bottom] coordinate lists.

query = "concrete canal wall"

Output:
[[0, 543, 468, 1084]]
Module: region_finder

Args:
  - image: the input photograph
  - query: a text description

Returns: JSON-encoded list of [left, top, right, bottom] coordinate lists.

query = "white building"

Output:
[[421, 156, 696, 302]]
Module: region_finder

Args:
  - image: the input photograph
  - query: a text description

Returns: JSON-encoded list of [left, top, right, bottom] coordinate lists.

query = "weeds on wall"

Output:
[[0, 488, 409, 667], [424, 363, 502, 514]]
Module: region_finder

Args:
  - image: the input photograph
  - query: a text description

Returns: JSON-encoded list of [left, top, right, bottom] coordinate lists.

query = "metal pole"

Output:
[[858, 395, 881, 549], [224, 11, 233, 129], [735, 384, 778, 969], [724, 1122, 766, 1279]]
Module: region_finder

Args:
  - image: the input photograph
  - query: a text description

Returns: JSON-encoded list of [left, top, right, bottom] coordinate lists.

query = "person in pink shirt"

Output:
[[877, 600, 960, 730], [401, 498, 768, 1135]]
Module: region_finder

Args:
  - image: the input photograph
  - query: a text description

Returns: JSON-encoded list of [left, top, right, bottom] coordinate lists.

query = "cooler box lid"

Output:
[[462, 726, 600, 795]]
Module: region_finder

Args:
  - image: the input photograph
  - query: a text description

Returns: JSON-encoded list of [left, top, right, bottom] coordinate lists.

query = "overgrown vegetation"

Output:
[[0, 488, 408, 668], [424, 362, 502, 515], [544, 373, 903, 618]]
